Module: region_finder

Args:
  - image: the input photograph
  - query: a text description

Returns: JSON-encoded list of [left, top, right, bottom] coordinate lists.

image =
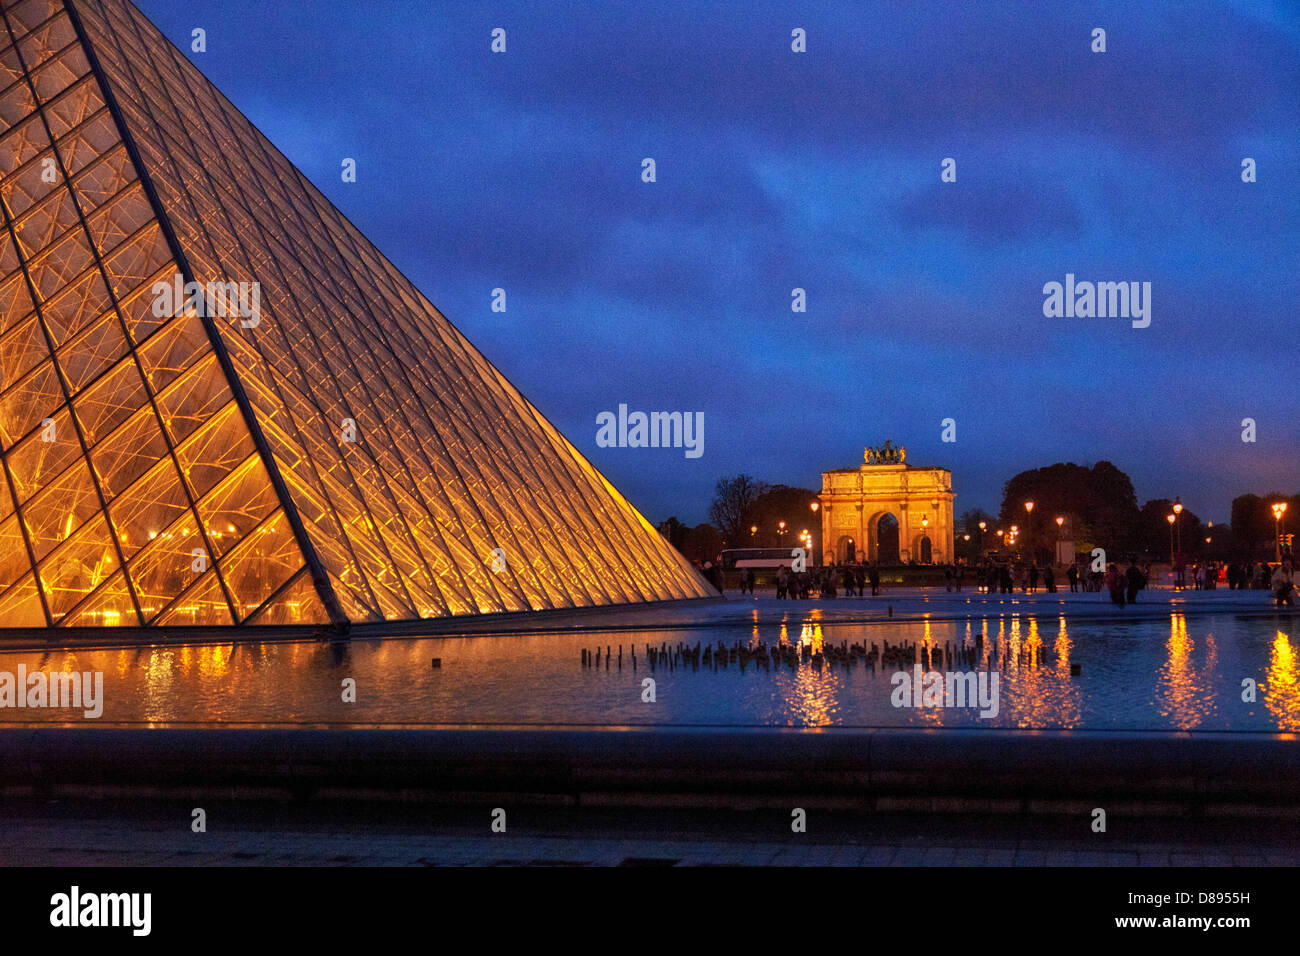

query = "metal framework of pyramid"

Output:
[[0, 0, 714, 629]]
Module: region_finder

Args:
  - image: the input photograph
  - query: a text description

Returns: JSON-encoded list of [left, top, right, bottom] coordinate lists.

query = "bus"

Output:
[[720, 547, 801, 570]]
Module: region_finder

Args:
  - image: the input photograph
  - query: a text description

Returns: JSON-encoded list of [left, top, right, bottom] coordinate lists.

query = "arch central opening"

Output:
[[875, 513, 900, 564]]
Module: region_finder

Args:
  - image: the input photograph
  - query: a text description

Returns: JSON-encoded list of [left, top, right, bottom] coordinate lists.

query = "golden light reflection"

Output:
[[1264, 631, 1300, 731], [1154, 613, 1217, 729], [999, 614, 1083, 728]]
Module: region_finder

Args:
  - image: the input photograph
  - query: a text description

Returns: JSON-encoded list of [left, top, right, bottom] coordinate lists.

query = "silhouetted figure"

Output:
[[869, 564, 881, 596], [1273, 562, 1295, 607], [1044, 566, 1056, 593], [1106, 564, 1126, 606], [1066, 564, 1078, 592], [1125, 563, 1143, 604]]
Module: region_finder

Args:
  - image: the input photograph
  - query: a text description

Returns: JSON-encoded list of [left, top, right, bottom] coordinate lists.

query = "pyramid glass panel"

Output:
[[0, 0, 714, 630]]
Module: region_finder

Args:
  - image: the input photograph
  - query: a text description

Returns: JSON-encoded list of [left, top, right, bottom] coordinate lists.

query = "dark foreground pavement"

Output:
[[2, 798, 1297, 866]]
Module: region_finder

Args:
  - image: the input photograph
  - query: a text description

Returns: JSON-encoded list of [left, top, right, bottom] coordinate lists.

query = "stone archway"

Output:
[[836, 534, 856, 563], [818, 446, 955, 568], [872, 512, 900, 564]]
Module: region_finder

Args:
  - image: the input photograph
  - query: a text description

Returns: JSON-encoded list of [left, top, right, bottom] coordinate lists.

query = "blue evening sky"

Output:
[[135, 0, 1300, 526]]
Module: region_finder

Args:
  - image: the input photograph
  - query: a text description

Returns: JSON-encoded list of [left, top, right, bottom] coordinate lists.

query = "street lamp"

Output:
[[1272, 501, 1288, 562], [1167, 513, 1176, 570], [1022, 501, 1034, 563], [1172, 496, 1183, 558]]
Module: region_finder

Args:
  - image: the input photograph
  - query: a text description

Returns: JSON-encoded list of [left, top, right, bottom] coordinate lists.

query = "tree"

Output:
[[707, 474, 765, 544], [958, 508, 994, 533], [999, 460, 1141, 559], [1230, 495, 1270, 559], [656, 516, 687, 552], [747, 484, 821, 547], [1231, 492, 1300, 559], [681, 523, 724, 564], [1137, 499, 1203, 560]]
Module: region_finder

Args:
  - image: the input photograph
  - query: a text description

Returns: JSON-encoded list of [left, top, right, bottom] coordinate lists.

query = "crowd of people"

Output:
[[717, 555, 1296, 608], [732, 563, 883, 599]]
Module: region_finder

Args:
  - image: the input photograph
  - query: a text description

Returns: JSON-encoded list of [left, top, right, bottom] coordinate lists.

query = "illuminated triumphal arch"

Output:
[[818, 442, 955, 565]]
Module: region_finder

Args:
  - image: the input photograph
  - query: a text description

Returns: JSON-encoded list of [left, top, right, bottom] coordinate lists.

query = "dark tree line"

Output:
[[663, 466, 1297, 566]]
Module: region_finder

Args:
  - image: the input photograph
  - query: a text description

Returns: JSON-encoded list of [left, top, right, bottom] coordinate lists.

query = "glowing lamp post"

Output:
[[1172, 496, 1183, 556], [1167, 513, 1176, 568], [1023, 501, 1034, 563], [1273, 501, 1288, 562]]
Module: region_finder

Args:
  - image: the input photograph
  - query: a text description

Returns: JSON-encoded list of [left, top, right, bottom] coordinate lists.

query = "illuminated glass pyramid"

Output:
[[0, 0, 713, 628]]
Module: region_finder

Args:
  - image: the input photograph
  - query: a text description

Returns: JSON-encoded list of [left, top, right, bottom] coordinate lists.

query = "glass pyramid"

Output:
[[0, 0, 714, 628]]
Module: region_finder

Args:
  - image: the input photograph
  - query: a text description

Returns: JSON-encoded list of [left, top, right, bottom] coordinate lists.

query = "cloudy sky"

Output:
[[136, 0, 1299, 526]]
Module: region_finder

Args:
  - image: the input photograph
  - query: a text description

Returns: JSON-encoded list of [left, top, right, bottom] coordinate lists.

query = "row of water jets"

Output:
[[580, 633, 1080, 675]]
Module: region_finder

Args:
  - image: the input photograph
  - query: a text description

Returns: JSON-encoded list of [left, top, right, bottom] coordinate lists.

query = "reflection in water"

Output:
[[1265, 631, 1300, 731], [999, 615, 1083, 729], [0, 614, 1290, 730], [1154, 614, 1219, 729]]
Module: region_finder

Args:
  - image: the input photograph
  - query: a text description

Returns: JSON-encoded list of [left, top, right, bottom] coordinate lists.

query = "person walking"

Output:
[[1067, 563, 1078, 593], [1125, 562, 1143, 604], [1272, 562, 1294, 607], [1106, 563, 1126, 606], [869, 563, 881, 597]]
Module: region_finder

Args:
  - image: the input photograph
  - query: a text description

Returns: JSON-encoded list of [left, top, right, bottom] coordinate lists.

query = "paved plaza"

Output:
[[2, 799, 1296, 867]]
